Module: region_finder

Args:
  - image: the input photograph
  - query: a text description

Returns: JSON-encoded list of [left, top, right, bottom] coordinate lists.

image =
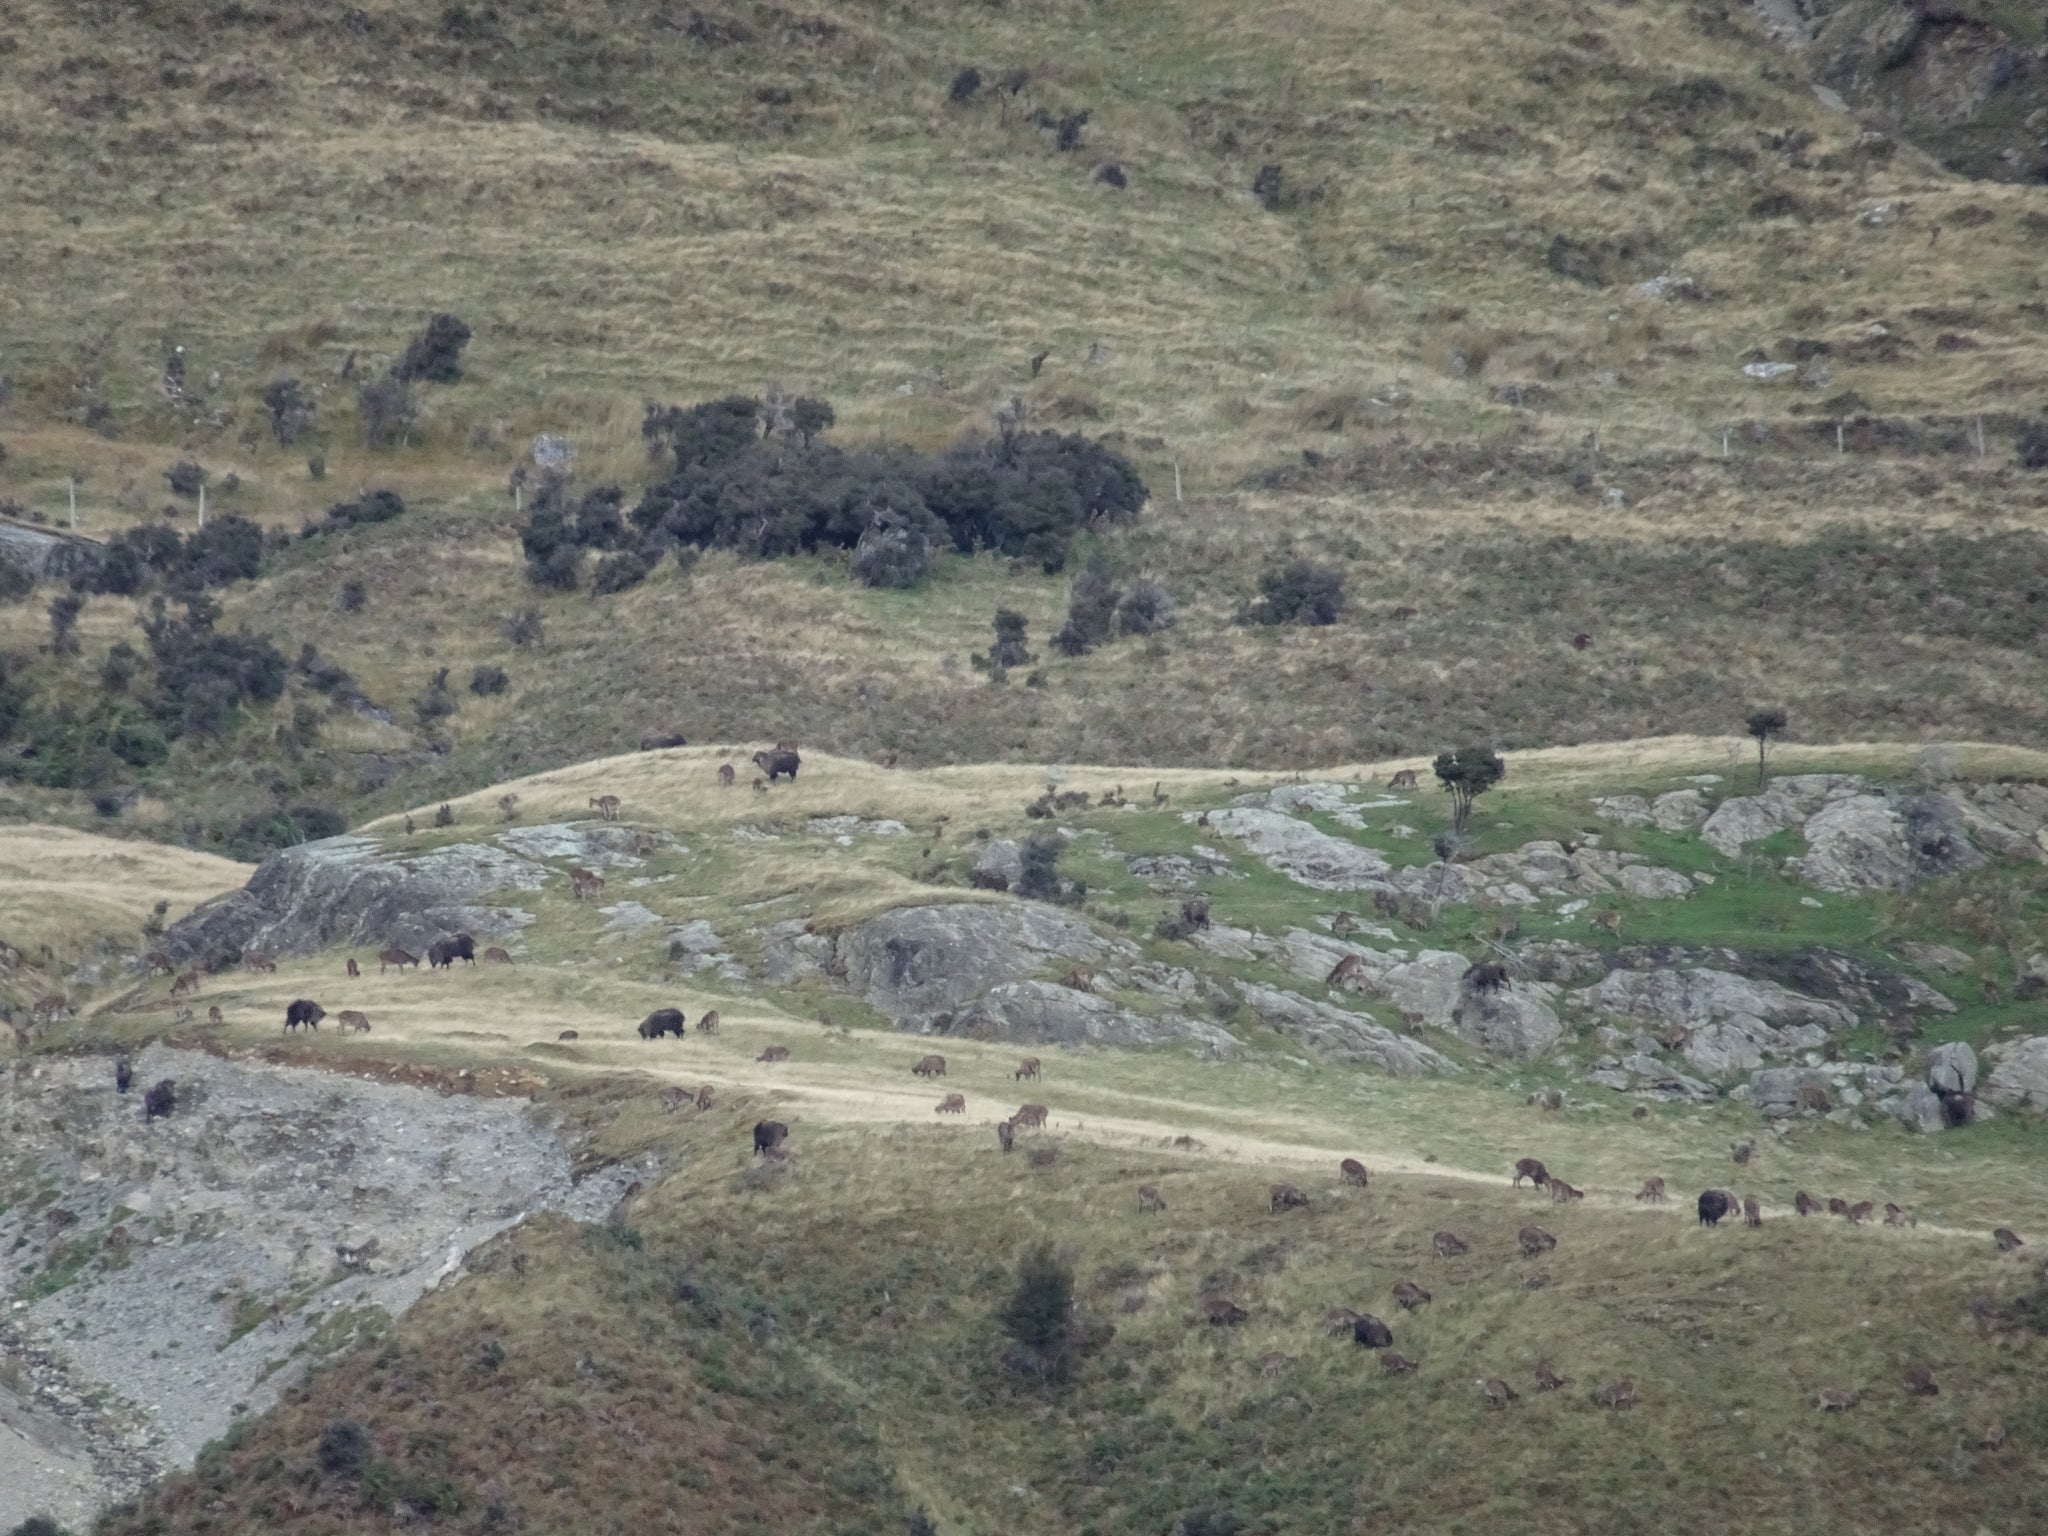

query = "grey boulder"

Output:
[[838, 902, 1120, 1025], [1983, 1036, 2048, 1109], [1237, 984, 1456, 1075], [953, 982, 1234, 1052], [1924, 1040, 1978, 1096], [1204, 807, 1391, 889], [1788, 793, 1985, 893]]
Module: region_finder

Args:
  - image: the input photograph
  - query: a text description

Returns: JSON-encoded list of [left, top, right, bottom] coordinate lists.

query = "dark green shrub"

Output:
[[308, 489, 406, 538], [1243, 560, 1343, 626], [261, 377, 315, 445], [1746, 707, 1788, 787], [164, 461, 205, 498], [1253, 163, 1285, 211], [0, 555, 34, 603], [469, 664, 509, 696], [642, 395, 762, 467], [2016, 421, 2048, 471], [1432, 744, 1505, 835], [999, 1241, 1075, 1379], [100, 641, 141, 694], [947, 67, 981, 103], [48, 592, 84, 657], [183, 514, 264, 585], [505, 607, 544, 646], [7, 1516, 72, 1536], [358, 377, 417, 448], [340, 579, 366, 612], [392, 313, 472, 385], [1118, 575, 1174, 634], [850, 509, 932, 588], [574, 485, 628, 549], [908, 1507, 939, 1536], [144, 595, 287, 737], [1051, 563, 1121, 656], [317, 1420, 372, 1477], [991, 609, 1032, 670], [110, 718, 169, 768], [415, 667, 456, 726], [225, 804, 347, 859], [591, 548, 655, 595], [528, 544, 583, 591]]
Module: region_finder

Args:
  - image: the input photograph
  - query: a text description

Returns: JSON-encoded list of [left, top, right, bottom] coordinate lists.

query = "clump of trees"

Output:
[[626, 393, 1146, 585], [1052, 563, 1175, 655], [76, 514, 266, 596], [303, 489, 405, 539], [1240, 560, 1343, 626], [520, 472, 668, 594], [999, 1241, 1077, 1382]]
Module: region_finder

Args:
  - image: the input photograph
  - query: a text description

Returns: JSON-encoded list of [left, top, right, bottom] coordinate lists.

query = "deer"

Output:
[[1512, 1158, 1549, 1189], [1340, 1158, 1370, 1187], [757, 1045, 790, 1063], [1519, 1226, 1556, 1256], [1634, 1177, 1667, 1203], [1269, 1183, 1310, 1213], [569, 867, 605, 900], [207, 1005, 223, 1025], [935, 1093, 967, 1115], [1548, 1178, 1584, 1203], [1137, 1185, 1166, 1213], [336, 1010, 371, 1034], [1388, 769, 1419, 789], [589, 795, 622, 821], [484, 947, 514, 964], [379, 947, 418, 973], [1015, 1057, 1041, 1082], [718, 763, 735, 787]]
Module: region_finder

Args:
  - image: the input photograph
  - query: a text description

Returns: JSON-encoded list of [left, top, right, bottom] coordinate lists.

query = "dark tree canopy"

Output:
[[1433, 744, 1506, 834], [392, 313, 473, 384], [1746, 707, 1789, 787]]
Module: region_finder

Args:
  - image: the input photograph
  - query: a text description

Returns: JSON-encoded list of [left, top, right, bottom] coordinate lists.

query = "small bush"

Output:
[[317, 1420, 372, 1477], [947, 67, 981, 104], [99, 641, 142, 694], [1051, 564, 1122, 656], [999, 1240, 1076, 1380], [591, 548, 655, 595], [48, 592, 84, 657], [1253, 163, 1285, 211], [225, 804, 347, 858], [2019, 421, 2048, 472], [1095, 162, 1127, 188], [182, 514, 264, 585], [1117, 575, 1175, 635], [309, 489, 406, 538], [340, 579, 366, 612], [358, 376, 417, 448], [528, 544, 583, 591], [164, 461, 205, 498], [1054, 109, 1090, 152], [144, 596, 288, 737], [850, 510, 932, 589], [308, 454, 326, 480], [0, 555, 35, 604], [110, 718, 169, 767], [433, 802, 455, 827], [991, 609, 1033, 670], [1242, 560, 1344, 626], [261, 377, 315, 445], [7, 1517, 72, 1536], [908, 1507, 939, 1536], [392, 313, 473, 385], [469, 664, 508, 696], [415, 667, 457, 726]]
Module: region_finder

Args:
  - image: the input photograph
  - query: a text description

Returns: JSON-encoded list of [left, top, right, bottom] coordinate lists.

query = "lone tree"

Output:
[[999, 1240, 1075, 1382], [1433, 745, 1505, 836], [1746, 708, 1788, 788]]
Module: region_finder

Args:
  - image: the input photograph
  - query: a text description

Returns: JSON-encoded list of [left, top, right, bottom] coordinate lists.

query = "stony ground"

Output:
[[0, 1044, 648, 1531]]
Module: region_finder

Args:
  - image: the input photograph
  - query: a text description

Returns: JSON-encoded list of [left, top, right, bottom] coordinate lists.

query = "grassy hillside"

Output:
[[5, 739, 2045, 1532], [0, 0, 2046, 841]]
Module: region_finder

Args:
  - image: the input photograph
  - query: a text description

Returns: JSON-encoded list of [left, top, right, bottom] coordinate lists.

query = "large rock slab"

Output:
[[1942, 781, 2048, 862], [1447, 987, 1564, 1059], [1983, 1036, 2048, 1108], [1377, 950, 1474, 1023], [1788, 792, 1985, 892], [1699, 773, 1865, 856], [953, 982, 1234, 1051], [1617, 864, 1693, 900], [1204, 808, 1391, 889], [160, 834, 541, 961], [1925, 1040, 1978, 1096], [1237, 984, 1456, 1075], [1572, 966, 1857, 1035], [837, 902, 1120, 1026]]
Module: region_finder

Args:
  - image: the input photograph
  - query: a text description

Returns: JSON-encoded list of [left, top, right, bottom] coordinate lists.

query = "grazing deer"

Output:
[[346, 957, 360, 978], [207, 1005, 223, 1025], [1340, 1158, 1370, 1187], [1795, 1190, 1819, 1216], [589, 795, 622, 821], [936, 1093, 967, 1115], [696, 1084, 714, 1110], [1479, 1378, 1519, 1408], [757, 1045, 790, 1063], [1635, 1177, 1667, 1203], [1815, 1387, 1857, 1412], [1519, 1226, 1556, 1256], [336, 1010, 371, 1034], [1884, 1203, 1912, 1228], [1269, 1183, 1310, 1213], [1994, 1227, 2024, 1252], [1324, 1307, 1363, 1336], [1846, 1200, 1873, 1224], [718, 763, 735, 787], [1903, 1367, 1939, 1397], [1380, 1350, 1418, 1374], [1326, 954, 1366, 988], [1548, 1178, 1584, 1203], [144, 950, 175, 976], [1137, 1185, 1166, 1213], [1533, 1363, 1570, 1392], [1513, 1158, 1549, 1189], [1331, 910, 1356, 934], [1388, 769, 1419, 789], [752, 778, 768, 794], [1590, 909, 1622, 934], [569, 867, 604, 900], [1392, 1281, 1430, 1311], [1744, 1195, 1762, 1227], [658, 1086, 689, 1112], [1012, 1103, 1049, 1130], [1015, 1057, 1041, 1082], [696, 1010, 719, 1033], [484, 947, 513, 964], [1433, 1231, 1468, 1259], [912, 1054, 947, 1077], [169, 972, 199, 998], [379, 947, 418, 973], [242, 949, 277, 973], [1593, 1379, 1637, 1409], [557, 1029, 579, 1041], [1827, 1198, 1849, 1218]]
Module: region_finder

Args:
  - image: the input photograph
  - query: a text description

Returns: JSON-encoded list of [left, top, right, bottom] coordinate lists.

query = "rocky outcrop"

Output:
[[1925, 1040, 1978, 1097], [954, 982, 1234, 1051], [1788, 792, 1984, 892], [1204, 807, 1391, 889], [1237, 984, 1456, 1075], [156, 828, 654, 961], [973, 839, 1022, 889], [1593, 788, 1709, 831], [1983, 1036, 2048, 1109], [1942, 782, 2048, 863], [1581, 1052, 1718, 1102], [836, 902, 1125, 1026], [1898, 941, 1973, 975], [1617, 865, 1694, 900], [1447, 987, 1564, 1059], [1699, 774, 1865, 855]]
